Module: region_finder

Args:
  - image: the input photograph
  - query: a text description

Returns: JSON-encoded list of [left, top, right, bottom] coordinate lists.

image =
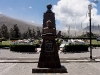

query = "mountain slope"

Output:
[[83, 25, 100, 32], [0, 14, 42, 33], [0, 14, 67, 37]]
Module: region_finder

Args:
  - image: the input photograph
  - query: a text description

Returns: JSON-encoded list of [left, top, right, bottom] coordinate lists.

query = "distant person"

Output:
[[39, 40, 42, 48], [68, 39, 72, 45], [97, 36, 100, 41]]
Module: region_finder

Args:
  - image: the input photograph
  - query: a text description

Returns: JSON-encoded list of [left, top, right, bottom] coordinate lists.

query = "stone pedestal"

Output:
[[37, 34, 61, 68], [32, 4, 67, 73], [32, 33, 67, 73], [32, 65, 67, 73]]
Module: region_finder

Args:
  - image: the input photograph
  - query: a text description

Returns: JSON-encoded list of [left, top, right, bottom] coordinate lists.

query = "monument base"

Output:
[[32, 65, 67, 73]]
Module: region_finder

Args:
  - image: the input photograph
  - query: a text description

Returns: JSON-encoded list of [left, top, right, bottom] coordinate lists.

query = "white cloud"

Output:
[[31, 20, 34, 23], [53, 0, 100, 30], [29, 6, 32, 9], [9, 7, 13, 10]]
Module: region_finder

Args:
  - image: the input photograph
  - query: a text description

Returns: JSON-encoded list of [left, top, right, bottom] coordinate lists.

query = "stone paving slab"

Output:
[[0, 48, 100, 74], [0, 48, 100, 59], [0, 58, 100, 63], [0, 63, 100, 75]]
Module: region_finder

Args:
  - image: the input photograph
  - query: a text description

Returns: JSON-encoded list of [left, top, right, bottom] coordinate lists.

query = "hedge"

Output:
[[0, 45, 10, 48], [10, 45, 37, 52], [64, 44, 89, 52], [90, 44, 100, 47]]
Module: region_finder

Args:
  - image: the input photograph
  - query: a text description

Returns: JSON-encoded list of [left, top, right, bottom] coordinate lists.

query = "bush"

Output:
[[0, 45, 10, 48], [0, 45, 2, 48], [91, 44, 100, 47], [10, 45, 36, 52], [35, 44, 40, 48], [1, 39, 7, 41], [65, 44, 89, 52]]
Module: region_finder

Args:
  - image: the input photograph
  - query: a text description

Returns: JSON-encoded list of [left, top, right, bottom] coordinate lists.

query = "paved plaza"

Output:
[[0, 48, 100, 75], [0, 48, 100, 59]]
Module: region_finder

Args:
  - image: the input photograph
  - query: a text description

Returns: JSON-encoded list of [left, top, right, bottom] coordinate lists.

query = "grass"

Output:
[[88, 40, 100, 44], [0, 40, 100, 45], [2, 41, 11, 45]]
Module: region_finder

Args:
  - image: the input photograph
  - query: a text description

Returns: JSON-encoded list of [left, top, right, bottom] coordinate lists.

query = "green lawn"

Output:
[[1, 40, 100, 45], [2, 41, 12, 45], [88, 40, 100, 44]]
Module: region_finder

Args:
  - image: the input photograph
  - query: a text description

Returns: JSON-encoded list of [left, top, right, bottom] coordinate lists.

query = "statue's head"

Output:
[[46, 20, 52, 28]]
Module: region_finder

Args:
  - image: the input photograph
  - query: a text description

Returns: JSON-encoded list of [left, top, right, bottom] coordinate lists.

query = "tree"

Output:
[[32, 28, 36, 39], [27, 27, 32, 38], [0, 26, 1, 38], [78, 32, 97, 38], [22, 31, 28, 39], [13, 24, 21, 39], [0, 24, 9, 39], [9, 28, 14, 39], [36, 27, 41, 39]]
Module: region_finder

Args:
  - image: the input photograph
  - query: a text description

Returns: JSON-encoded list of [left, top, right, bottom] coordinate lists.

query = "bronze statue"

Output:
[[43, 20, 55, 34], [44, 20, 53, 29]]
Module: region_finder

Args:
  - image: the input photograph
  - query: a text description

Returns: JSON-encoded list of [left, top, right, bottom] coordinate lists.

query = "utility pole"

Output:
[[88, 4, 92, 59]]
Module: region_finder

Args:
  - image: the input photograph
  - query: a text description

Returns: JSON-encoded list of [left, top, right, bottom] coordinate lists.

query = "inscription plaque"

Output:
[[45, 40, 53, 52]]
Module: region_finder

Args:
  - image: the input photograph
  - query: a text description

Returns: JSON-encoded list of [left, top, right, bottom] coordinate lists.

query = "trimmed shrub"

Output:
[[0, 45, 10, 48], [10, 45, 36, 52], [0, 45, 2, 48], [65, 44, 89, 52], [91, 44, 100, 47], [35, 44, 40, 48]]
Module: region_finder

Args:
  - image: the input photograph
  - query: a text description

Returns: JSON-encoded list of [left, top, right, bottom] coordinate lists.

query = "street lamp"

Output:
[[75, 23, 76, 37], [88, 4, 92, 59], [68, 26, 70, 38]]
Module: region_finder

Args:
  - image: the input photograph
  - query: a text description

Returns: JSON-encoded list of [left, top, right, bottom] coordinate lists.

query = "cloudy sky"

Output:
[[0, 0, 100, 31]]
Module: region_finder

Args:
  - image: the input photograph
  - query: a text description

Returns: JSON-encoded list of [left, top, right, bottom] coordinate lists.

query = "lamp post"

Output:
[[68, 26, 70, 38], [75, 23, 76, 37], [66, 25, 67, 36], [88, 4, 92, 59]]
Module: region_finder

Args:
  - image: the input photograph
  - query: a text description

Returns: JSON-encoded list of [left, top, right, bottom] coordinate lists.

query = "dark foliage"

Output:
[[0, 24, 9, 39], [10, 45, 37, 52], [64, 45, 89, 52]]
